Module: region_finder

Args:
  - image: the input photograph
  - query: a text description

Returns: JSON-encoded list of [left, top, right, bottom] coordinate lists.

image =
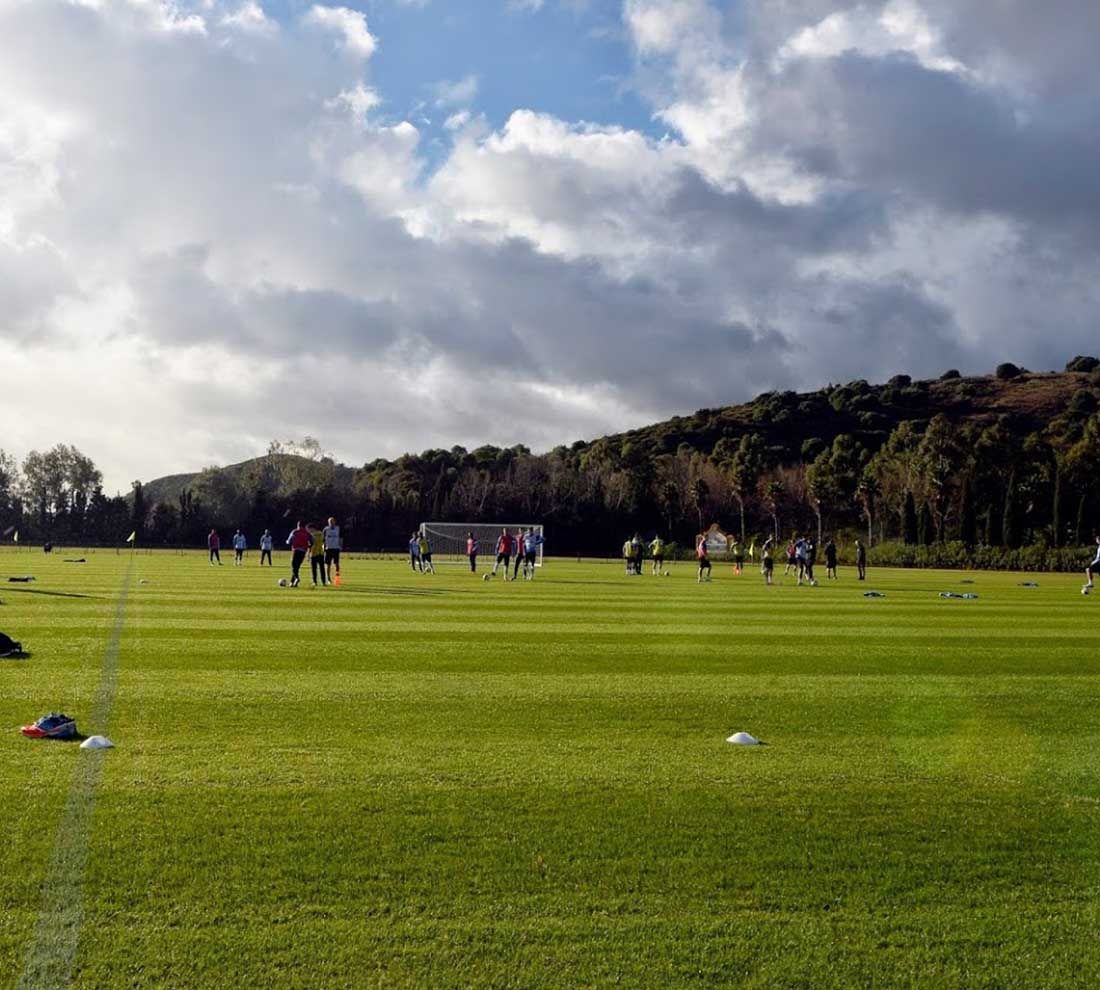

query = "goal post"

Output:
[[419, 522, 546, 567]]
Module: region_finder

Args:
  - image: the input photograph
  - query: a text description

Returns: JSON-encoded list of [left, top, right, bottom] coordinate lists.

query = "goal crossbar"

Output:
[[419, 522, 545, 566]]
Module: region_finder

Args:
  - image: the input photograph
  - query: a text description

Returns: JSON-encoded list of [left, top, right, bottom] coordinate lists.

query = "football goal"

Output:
[[419, 522, 546, 567]]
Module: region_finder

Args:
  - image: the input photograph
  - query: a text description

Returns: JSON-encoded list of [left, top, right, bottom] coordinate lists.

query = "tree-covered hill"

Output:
[[5, 358, 1099, 555]]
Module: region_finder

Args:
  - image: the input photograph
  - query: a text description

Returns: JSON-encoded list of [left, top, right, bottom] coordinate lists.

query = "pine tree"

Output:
[[1002, 472, 1021, 549], [903, 491, 918, 545], [918, 503, 934, 546], [959, 475, 977, 546]]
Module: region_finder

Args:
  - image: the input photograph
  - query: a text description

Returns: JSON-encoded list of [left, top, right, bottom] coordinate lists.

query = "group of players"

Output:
[[407, 528, 545, 581], [206, 519, 343, 588], [621, 531, 869, 585]]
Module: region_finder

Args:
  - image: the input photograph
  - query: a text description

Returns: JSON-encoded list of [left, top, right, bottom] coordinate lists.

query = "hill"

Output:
[[137, 360, 1100, 553]]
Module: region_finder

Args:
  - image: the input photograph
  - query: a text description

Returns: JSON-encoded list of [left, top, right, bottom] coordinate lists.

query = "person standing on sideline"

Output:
[[419, 532, 436, 574], [408, 532, 423, 573], [761, 536, 775, 586], [232, 529, 247, 566], [466, 532, 480, 573], [696, 532, 712, 583], [824, 537, 838, 580], [286, 521, 312, 588], [855, 538, 867, 581], [208, 529, 222, 565], [492, 529, 513, 579], [731, 540, 744, 576], [309, 526, 327, 586], [322, 517, 342, 583], [1084, 535, 1100, 592], [259, 529, 274, 566], [649, 535, 665, 575]]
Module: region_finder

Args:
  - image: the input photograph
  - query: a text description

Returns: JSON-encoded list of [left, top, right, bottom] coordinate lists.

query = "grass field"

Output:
[[2, 548, 1099, 989]]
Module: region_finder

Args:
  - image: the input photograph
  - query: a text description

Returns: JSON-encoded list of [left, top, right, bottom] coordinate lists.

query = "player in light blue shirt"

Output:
[[232, 530, 247, 566], [521, 529, 544, 581], [259, 530, 274, 567]]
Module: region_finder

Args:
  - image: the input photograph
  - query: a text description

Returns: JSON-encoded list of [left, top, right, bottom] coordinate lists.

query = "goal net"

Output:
[[419, 522, 546, 566]]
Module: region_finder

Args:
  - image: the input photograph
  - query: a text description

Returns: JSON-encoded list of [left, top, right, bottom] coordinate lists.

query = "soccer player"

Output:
[[761, 535, 775, 586], [466, 532, 479, 573], [323, 517, 342, 583], [419, 532, 436, 574], [308, 526, 327, 586], [623, 536, 635, 576], [232, 529, 247, 566], [696, 532, 712, 583], [731, 540, 744, 576], [408, 532, 423, 573], [521, 528, 544, 580], [824, 537, 838, 580], [855, 538, 867, 581], [286, 521, 312, 588], [631, 533, 643, 574], [783, 539, 797, 576], [259, 529, 274, 566], [492, 529, 513, 578], [649, 535, 665, 575], [1084, 535, 1100, 592], [208, 529, 222, 565]]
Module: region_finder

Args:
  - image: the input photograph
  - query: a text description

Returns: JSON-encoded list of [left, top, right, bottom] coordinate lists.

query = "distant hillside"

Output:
[[137, 359, 1100, 553]]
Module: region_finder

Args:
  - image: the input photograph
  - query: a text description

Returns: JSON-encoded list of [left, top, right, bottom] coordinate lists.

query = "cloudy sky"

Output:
[[2, 0, 1098, 491]]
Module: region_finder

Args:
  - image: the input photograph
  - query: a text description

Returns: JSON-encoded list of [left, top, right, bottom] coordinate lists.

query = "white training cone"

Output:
[[726, 731, 760, 746], [80, 735, 114, 750]]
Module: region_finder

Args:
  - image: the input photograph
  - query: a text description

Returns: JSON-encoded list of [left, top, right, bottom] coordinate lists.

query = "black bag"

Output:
[[0, 632, 22, 657]]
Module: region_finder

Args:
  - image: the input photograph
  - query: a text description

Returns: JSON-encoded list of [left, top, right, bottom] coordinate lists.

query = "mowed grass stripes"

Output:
[[2, 549, 1100, 988]]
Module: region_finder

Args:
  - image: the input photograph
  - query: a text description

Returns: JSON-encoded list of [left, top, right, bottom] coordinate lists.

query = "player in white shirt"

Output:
[[323, 517, 342, 582], [1085, 535, 1100, 593]]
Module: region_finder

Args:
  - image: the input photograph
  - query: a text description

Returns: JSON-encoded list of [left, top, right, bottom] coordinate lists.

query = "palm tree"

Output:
[[857, 475, 880, 547], [763, 480, 784, 542], [690, 477, 710, 533]]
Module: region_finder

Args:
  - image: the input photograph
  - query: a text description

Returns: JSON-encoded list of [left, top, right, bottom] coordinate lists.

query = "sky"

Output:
[[2, 0, 1098, 493]]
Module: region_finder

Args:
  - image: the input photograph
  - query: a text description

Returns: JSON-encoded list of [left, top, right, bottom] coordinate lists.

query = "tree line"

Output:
[[3, 361, 1099, 558]]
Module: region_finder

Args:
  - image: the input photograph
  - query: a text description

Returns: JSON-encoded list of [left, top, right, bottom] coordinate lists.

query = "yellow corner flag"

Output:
[[748, 541, 755, 560], [126, 531, 136, 544]]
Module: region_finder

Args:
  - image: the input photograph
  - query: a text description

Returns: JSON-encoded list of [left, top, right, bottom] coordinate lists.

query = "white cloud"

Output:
[[432, 74, 479, 107], [221, 1, 275, 35], [304, 4, 376, 59], [1, 0, 1098, 492]]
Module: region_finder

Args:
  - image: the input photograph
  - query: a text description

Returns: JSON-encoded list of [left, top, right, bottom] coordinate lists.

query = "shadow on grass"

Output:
[[337, 586, 471, 598], [3, 589, 101, 600]]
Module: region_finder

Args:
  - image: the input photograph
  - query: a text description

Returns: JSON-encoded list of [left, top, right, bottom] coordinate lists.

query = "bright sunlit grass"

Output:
[[2, 549, 1099, 988]]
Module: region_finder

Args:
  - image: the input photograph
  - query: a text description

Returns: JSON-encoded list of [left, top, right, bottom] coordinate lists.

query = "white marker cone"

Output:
[[80, 735, 114, 750], [726, 732, 760, 745]]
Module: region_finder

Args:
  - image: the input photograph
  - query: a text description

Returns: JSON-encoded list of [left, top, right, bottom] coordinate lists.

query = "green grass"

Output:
[[2, 549, 1100, 988]]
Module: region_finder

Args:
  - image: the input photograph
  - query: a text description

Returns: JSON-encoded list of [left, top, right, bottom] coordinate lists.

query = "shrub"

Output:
[[1065, 355, 1099, 373], [995, 362, 1023, 380], [940, 369, 962, 380]]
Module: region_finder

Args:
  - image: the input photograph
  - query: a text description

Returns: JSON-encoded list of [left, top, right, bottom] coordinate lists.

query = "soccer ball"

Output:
[[811, 579, 819, 587], [483, 574, 491, 582], [663, 570, 670, 577], [277, 578, 288, 588], [1083, 585, 1091, 596]]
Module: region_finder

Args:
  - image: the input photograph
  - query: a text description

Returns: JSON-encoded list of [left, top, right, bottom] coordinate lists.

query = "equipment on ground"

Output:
[[80, 735, 114, 750], [278, 578, 288, 587], [21, 713, 78, 739], [727, 732, 761, 746], [0, 632, 23, 657]]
